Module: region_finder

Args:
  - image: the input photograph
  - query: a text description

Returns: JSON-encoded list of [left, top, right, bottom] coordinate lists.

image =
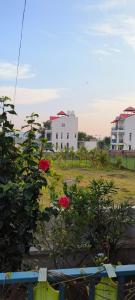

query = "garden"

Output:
[[0, 97, 135, 299]]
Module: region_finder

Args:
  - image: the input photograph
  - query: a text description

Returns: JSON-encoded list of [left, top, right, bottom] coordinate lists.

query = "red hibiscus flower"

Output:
[[58, 196, 70, 208], [39, 159, 50, 172]]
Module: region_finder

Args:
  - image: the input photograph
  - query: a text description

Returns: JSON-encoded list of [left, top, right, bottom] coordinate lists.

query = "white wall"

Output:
[[51, 113, 78, 151], [83, 140, 97, 151], [124, 115, 135, 150], [111, 115, 135, 150]]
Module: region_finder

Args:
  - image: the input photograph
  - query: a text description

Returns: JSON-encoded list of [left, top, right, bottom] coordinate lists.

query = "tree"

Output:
[[98, 136, 110, 149], [78, 131, 95, 141], [43, 120, 51, 130]]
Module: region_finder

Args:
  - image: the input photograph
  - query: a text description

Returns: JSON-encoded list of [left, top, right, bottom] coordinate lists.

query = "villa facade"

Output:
[[44, 110, 78, 151], [110, 107, 135, 151]]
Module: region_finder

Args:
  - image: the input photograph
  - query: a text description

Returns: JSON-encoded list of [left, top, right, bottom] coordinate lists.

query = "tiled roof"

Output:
[[124, 106, 135, 112], [119, 113, 131, 119], [57, 111, 67, 116], [111, 114, 131, 123], [50, 116, 60, 121]]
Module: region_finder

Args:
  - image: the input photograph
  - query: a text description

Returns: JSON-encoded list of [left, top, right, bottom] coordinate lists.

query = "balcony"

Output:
[[119, 139, 124, 144], [111, 139, 117, 144], [0, 265, 135, 299], [111, 127, 124, 133]]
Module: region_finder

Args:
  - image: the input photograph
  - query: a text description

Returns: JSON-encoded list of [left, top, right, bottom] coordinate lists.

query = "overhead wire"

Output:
[[13, 0, 27, 106]]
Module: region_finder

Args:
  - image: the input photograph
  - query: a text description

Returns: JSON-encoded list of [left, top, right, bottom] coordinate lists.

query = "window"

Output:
[[61, 123, 65, 127], [75, 134, 77, 138], [129, 145, 132, 151], [56, 133, 58, 139], [129, 133, 132, 141], [61, 132, 63, 139], [61, 143, 63, 150], [46, 133, 51, 141], [56, 142, 58, 150], [67, 142, 69, 149], [67, 132, 69, 139]]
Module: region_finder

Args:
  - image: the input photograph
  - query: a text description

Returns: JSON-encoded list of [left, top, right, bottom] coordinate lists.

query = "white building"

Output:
[[78, 140, 97, 151], [44, 111, 78, 151], [110, 107, 135, 151]]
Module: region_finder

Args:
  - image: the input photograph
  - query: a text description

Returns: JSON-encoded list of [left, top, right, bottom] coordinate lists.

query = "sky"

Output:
[[1, 0, 135, 137]]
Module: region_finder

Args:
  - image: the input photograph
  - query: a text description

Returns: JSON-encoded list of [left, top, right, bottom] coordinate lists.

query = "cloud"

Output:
[[86, 14, 135, 52], [82, 0, 129, 12], [89, 23, 118, 37], [93, 47, 120, 58], [0, 86, 62, 104], [0, 62, 35, 80]]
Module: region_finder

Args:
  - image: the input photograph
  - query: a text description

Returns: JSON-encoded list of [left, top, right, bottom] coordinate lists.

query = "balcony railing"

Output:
[[112, 127, 124, 131], [0, 264, 135, 299], [111, 139, 117, 143]]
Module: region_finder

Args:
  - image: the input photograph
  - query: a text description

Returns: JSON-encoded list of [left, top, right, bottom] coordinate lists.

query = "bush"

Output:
[[115, 156, 123, 169], [35, 178, 134, 267], [0, 97, 49, 271]]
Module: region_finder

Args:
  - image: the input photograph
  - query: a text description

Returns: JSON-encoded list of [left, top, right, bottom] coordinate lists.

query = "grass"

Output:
[[40, 160, 135, 208], [111, 156, 135, 170]]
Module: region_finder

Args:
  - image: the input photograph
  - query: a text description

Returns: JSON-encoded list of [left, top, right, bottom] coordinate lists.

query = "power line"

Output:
[[13, 0, 27, 105]]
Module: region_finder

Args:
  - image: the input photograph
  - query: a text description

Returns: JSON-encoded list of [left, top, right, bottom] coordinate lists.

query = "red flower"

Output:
[[58, 196, 70, 208], [39, 159, 50, 172]]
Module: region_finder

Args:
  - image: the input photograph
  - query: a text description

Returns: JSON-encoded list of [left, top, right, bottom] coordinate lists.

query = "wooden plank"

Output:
[[59, 284, 65, 300], [51, 264, 135, 278], [0, 265, 134, 285], [28, 284, 33, 300], [89, 282, 95, 300], [0, 271, 38, 284], [117, 276, 125, 300]]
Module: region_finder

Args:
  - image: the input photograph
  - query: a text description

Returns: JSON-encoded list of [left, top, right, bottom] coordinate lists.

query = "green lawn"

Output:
[[40, 161, 135, 207], [111, 156, 135, 170]]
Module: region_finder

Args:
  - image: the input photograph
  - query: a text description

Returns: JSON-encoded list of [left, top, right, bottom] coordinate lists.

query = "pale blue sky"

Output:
[[1, 0, 135, 136]]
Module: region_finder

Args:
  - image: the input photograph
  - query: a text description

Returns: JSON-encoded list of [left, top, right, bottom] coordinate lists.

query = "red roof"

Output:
[[57, 111, 67, 116], [119, 113, 131, 120], [124, 106, 135, 112], [50, 116, 59, 121], [111, 114, 131, 123]]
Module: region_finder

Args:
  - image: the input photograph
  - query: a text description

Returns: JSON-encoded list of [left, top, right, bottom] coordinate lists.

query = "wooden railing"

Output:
[[0, 264, 135, 299]]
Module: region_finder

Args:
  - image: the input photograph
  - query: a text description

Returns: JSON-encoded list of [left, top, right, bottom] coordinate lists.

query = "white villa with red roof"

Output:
[[111, 107, 135, 151], [44, 110, 78, 151]]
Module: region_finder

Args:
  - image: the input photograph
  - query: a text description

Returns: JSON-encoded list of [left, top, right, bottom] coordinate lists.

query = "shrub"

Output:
[[115, 156, 123, 169], [0, 97, 49, 271], [35, 178, 134, 267]]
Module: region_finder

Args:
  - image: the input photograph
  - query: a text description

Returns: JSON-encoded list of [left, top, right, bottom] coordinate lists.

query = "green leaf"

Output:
[[4, 104, 14, 109], [27, 120, 35, 124], [34, 122, 41, 126], [0, 96, 11, 102], [7, 110, 17, 115]]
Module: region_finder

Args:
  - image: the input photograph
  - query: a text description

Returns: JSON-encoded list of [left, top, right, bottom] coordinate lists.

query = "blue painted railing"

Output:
[[0, 264, 135, 299]]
